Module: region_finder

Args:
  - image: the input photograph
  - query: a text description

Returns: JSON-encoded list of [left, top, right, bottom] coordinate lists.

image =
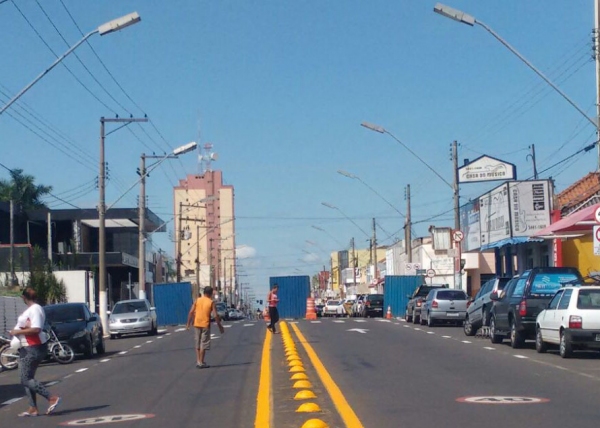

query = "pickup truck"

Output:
[[489, 267, 583, 348], [405, 284, 448, 324]]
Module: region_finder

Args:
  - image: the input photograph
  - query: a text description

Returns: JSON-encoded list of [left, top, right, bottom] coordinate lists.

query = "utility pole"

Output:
[[595, 0, 600, 169], [527, 144, 538, 179], [98, 116, 147, 333], [405, 185, 412, 263], [9, 200, 16, 286], [47, 211, 52, 264], [209, 238, 214, 290], [196, 224, 201, 297], [452, 140, 463, 290], [224, 256, 227, 305], [351, 237, 356, 298], [176, 202, 183, 282], [138, 155, 147, 300], [372, 217, 378, 280]]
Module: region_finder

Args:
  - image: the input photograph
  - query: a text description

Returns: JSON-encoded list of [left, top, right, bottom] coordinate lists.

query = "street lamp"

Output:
[[311, 225, 345, 247], [433, 3, 599, 165], [321, 202, 370, 238], [137, 142, 198, 300], [0, 12, 141, 116]]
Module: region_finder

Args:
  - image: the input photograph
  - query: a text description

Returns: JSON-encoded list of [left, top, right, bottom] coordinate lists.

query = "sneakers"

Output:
[[196, 362, 210, 369]]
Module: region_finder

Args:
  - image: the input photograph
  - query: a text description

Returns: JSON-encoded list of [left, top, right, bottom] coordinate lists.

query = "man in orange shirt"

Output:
[[186, 286, 225, 369]]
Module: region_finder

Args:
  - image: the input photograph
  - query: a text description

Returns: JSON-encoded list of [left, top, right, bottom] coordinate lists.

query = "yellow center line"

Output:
[[254, 330, 272, 428], [290, 323, 364, 428]]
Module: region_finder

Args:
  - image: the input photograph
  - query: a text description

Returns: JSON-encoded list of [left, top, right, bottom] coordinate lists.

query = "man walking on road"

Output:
[[186, 286, 225, 369], [267, 284, 280, 334]]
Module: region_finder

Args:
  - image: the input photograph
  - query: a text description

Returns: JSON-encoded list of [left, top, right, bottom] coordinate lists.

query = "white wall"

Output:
[[54, 270, 95, 308]]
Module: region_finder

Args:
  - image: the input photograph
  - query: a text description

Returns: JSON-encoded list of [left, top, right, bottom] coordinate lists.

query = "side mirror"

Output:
[[106, 311, 111, 315], [489, 292, 499, 301], [150, 307, 156, 311], [89, 315, 98, 322]]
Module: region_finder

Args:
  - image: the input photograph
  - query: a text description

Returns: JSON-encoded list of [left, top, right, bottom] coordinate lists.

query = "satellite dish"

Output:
[[210, 152, 219, 161]]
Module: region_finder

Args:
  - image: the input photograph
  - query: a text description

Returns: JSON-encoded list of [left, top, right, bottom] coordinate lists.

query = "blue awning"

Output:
[[480, 236, 543, 251]]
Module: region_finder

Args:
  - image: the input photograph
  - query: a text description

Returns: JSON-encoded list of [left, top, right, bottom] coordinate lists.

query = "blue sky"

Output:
[[1, 1, 598, 300]]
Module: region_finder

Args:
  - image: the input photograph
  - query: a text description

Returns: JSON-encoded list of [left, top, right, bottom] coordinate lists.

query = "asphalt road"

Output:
[[2, 317, 600, 427]]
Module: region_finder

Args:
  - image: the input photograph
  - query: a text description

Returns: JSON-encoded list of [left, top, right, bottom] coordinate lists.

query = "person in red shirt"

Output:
[[267, 284, 280, 333]]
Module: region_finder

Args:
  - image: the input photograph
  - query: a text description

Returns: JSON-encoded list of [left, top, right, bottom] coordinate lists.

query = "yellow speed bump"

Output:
[[296, 402, 321, 413], [294, 390, 317, 400], [293, 380, 313, 389], [290, 365, 306, 373], [301, 419, 329, 428], [288, 360, 304, 367], [290, 373, 309, 380]]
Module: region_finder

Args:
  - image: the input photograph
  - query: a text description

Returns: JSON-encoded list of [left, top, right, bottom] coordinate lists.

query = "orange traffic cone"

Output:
[[386, 306, 392, 319]]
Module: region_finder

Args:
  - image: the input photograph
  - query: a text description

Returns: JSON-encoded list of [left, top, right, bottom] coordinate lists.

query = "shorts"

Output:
[[194, 327, 211, 350]]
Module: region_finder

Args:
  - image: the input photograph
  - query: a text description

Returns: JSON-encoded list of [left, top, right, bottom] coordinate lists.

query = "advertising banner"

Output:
[[479, 183, 510, 247], [508, 180, 551, 236], [458, 155, 516, 183], [460, 200, 481, 252]]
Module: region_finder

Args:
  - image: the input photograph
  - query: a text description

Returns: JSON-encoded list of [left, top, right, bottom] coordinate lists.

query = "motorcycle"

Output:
[[0, 326, 75, 370]]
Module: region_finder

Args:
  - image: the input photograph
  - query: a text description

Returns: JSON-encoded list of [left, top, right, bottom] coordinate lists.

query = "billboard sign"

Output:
[[479, 183, 510, 247], [460, 200, 481, 252], [458, 155, 516, 183], [508, 180, 551, 236]]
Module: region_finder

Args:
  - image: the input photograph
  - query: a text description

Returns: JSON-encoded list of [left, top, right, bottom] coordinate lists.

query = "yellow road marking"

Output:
[[291, 323, 364, 428], [254, 331, 272, 428]]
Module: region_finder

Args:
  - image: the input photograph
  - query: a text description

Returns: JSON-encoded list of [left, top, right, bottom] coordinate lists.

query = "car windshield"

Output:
[[436, 290, 467, 300], [112, 301, 148, 314], [577, 290, 600, 309], [416, 287, 441, 297], [531, 273, 581, 295], [45, 305, 85, 324], [328, 301, 339, 306]]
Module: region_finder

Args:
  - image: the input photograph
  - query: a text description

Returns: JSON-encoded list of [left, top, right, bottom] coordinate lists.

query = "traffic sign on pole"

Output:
[[453, 230, 464, 242]]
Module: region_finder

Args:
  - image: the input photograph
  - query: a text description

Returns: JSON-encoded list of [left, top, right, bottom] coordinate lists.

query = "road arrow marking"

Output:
[[347, 328, 369, 334]]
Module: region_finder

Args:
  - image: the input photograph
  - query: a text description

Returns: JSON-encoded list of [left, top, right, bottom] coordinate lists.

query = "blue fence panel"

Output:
[[384, 276, 423, 318], [269, 276, 310, 319], [152, 282, 193, 326]]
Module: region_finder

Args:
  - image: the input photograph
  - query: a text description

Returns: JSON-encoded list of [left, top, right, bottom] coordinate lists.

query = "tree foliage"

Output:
[[28, 246, 66, 305], [0, 168, 52, 210]]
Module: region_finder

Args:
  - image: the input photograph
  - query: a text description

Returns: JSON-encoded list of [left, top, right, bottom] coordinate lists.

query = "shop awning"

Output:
[[480, 236, 543, 251], [532, 203, 600, 239]]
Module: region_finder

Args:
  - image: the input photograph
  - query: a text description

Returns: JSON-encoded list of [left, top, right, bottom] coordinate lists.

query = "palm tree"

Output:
[[0, 168, 52, 209]]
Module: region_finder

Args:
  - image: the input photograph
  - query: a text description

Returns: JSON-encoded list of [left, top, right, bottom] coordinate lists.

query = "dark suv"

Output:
[[363, 294, 384, 317], [405, 284, 448, 324], [489, 267, 583, 348]]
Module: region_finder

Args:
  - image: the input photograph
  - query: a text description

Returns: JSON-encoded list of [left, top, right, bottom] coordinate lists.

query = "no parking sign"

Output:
[[594, 226, 600, 256]]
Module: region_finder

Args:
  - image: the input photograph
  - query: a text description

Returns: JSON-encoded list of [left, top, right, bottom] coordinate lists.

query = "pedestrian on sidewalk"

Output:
[[10, 287, 61, 417], [267, 284, 280, 334], [186, 286, 225, 369]]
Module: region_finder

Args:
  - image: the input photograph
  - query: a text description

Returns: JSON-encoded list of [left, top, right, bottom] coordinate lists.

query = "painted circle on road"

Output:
[[60, 414, 155, 426], [457, 396, 549, 404]]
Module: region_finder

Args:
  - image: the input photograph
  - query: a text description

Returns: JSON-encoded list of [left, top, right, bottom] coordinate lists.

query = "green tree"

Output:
[[0, 168, 52, 209], [28, 246, 66, 305]]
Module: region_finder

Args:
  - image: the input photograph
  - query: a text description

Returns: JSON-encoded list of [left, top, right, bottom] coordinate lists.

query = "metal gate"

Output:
[[152, 282, 192, 326]]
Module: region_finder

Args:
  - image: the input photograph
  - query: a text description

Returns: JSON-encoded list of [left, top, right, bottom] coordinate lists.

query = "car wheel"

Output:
[[510, 319, 524, 349], [427, 314, 435, 327], [482, 307, 490, 327], [413, 313, 420, 324], [559, 330, 573, 358], [489, 316, 503, 344], [405, 309, 413, 323], [420, 314, 426, 326], [535, 327, 547, 354], [96, 335, 106, 354], [464, 316, 476, 336], [83, 335, 94, 359]]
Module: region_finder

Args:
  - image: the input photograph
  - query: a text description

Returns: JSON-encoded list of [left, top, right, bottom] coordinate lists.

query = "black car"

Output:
[[44, 303, 105, 358], [489, 267, 583, 348], [405, 284, 448, 324], [363, 294, 384, 317]]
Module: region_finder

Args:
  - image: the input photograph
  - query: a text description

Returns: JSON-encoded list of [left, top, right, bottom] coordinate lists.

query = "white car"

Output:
[[536, 286, 600, 358], [323, 300, 346, 317]]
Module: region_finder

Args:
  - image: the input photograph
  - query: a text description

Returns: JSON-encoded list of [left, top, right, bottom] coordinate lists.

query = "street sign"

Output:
[[594, 226, 600, 256], [426, 269, 436, 278], [595, 206, 600, 224], [453, 230, 464, 242]]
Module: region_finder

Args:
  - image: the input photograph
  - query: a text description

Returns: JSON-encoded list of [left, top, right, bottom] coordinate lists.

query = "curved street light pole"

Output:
[[320, 202, 370, 238]]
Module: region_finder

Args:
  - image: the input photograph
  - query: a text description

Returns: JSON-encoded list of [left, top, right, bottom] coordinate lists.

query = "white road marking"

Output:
[[175, 328, 186, 332], [289, 321, 299, 324], [333, 320, 345, 323], [146, 340, 153, 343], [514, 355, 528, 359], [414, 328, 422, 331], [483, 347, 495, 351], [347, 328, 369, 334], [427, 331, 435, 335], [119, 351, 128, 355], [44, 381, 60, 386], [462, 340, 472, 344], [394, 323, 400, 325], [75, 368, 88, 373], [403, 325, 410, 328], [157, 336, 163, 339], [165, 333, 172, 336], [223, 325, 232, 328], [310, 321, 322, 324], [100, 359, 111, 362], [63, 374, 73, 379], [1, 397, 22, 405], [134, 345, 142, 349], [243, 324, 255, 327], [157, 329, 168, 334], [354, 319, 367, 323], [377, 319, 391, 323], [442, 336, 451, 339]]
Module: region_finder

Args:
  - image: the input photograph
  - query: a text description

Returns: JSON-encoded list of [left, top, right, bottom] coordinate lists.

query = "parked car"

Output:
[[363, 294, 385, 318], [215, 302, 228, 320], [405, 284, 448, 324], [108, 299, 157, 339], [464, 277, 511, 336], [44, 302, 105, 358], [536, 286, 600, 358], [421, 289, 469, 327], [323, 300, 346, 317], [228, 309, 244, 320], [489, 267, 583, 347]]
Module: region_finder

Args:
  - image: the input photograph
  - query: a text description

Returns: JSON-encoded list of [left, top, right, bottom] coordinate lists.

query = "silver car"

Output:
[[108, 299, 157, 339], [463, 277, 511, 336], [420, 289, 469, 327]]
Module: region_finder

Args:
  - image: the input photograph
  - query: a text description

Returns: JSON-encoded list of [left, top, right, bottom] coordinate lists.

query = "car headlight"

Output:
[[140, 316, 152, 322], [109, 318, 116, 324], [72, 330, 87, 339]]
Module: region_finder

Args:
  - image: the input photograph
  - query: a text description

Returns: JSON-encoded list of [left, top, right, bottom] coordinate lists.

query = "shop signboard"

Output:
[[479, 183, 510, 247], [458, 155, 516, 184], [508, 180, 551, 236], [460, 200, 481, 252]]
